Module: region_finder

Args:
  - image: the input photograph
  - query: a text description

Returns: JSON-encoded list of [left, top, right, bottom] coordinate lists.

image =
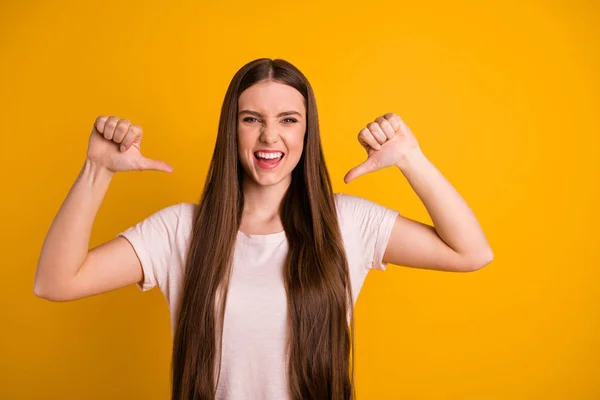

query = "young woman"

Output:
[[34, 58, 493, 400]]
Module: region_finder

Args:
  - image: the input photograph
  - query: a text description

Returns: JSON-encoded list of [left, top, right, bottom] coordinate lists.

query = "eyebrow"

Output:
[[238, 109, 302, 118]]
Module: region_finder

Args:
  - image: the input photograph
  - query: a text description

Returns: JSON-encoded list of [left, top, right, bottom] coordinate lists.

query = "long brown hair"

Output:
[[171, 58, 356, 399]]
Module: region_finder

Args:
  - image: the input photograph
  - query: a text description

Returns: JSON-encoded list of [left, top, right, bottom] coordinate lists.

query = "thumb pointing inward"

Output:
[[138, 157, 174, 173], [344, 158, 376, 184]]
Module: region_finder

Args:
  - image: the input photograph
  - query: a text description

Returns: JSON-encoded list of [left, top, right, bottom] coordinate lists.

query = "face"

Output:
[[237, 80, 307, 187]]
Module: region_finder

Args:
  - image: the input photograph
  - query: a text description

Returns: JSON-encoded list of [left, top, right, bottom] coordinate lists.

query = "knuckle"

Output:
[[129, 124, 142, 135], [380, 118, 392, 131], [105, 118, 117, 130], [94, 115, 108, 132], [367, 122, 379, 131], [95, 115, 108, 125], [103, 117, 119, 138], [124, 130, 142, 146], [115, 118, 130, 131], [386, 113, 401, 127]]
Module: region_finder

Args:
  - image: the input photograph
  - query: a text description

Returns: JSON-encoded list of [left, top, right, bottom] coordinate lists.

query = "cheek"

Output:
[[237, 127, 250, 145], [237, 133, 252, 166], [285, 128, 306, 151], [237, 129, 255, 152]]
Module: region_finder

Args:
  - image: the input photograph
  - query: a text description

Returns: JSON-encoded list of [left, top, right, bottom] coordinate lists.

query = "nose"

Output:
[[259, 124, 280, 144]]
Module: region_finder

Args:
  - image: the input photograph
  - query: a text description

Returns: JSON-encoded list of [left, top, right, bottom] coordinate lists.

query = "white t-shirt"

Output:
[[117, 192, 399, 399]]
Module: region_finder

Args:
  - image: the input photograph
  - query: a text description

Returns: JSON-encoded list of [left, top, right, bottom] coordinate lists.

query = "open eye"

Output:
[[283, 118, 298, 123], [243, 117, 260, 123]]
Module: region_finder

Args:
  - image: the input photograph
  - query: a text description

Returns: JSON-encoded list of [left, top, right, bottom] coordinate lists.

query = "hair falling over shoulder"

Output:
[[170, 58, 356, 400]]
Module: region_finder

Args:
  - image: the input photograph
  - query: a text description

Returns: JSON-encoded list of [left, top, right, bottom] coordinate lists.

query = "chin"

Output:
[[252, 172, 292, 187]]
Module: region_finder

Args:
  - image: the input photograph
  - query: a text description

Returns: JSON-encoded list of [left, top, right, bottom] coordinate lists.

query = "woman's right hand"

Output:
[[86, 116, 174, 173]]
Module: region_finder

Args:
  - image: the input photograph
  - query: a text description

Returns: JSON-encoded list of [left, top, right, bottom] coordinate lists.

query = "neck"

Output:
[[241, 174, 291, 221]]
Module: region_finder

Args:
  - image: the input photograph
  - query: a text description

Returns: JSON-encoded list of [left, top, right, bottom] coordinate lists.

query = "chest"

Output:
[[221, 241, 290, 346]]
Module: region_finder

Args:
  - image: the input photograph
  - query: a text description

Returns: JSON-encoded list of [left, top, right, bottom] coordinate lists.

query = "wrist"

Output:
[[395, 148, 427, 172], [82, 158, 115, 182]]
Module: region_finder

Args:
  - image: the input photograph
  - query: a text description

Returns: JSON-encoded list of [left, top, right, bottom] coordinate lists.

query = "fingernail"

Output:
[[120, 145, 126, 152]]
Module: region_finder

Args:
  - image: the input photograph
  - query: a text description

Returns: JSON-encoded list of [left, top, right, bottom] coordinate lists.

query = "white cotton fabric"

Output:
[[117, 192, 399, 400]]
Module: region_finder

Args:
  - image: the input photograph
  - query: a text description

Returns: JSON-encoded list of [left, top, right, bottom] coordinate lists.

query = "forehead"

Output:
[[238, 81, 305, 114]]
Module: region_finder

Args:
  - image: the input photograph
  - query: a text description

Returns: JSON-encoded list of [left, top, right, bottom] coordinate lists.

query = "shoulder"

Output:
[[333, 192, 399, 232], [333, 192, 386, 216], [333, 192, 399, 272], [174, 202, 197, 233], [148, 202, 191, 224], [179, 201, 197, 219], [129, 201, 197, 237], [333, 192, 363, 210], [333, 192, 375, 229], [158, 201, 197, 219]]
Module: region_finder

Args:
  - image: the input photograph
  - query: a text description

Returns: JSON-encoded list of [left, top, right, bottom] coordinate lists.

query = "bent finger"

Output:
[[358, 128, 381, 150]]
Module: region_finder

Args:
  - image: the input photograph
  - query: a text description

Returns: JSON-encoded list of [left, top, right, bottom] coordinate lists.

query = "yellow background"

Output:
[[1, 0, 598, 398]]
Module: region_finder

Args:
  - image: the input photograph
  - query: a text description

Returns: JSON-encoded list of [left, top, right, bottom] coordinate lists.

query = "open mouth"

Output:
[[254, 151, 285, 170]]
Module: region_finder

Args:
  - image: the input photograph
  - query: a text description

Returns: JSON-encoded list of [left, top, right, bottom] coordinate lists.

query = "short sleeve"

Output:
[[335, 193, 399, 271], [116, 203, 182, 292]]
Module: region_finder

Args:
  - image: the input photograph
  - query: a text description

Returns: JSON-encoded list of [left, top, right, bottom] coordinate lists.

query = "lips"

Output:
[[254, 152, 285, 170]]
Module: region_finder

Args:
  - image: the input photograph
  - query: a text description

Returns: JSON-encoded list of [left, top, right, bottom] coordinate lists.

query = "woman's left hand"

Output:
[[344, 112, 423, 183]]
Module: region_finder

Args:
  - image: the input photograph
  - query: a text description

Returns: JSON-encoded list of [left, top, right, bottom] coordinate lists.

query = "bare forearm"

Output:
[[397, 152, 493, 260], [34, 158, 114, 295]]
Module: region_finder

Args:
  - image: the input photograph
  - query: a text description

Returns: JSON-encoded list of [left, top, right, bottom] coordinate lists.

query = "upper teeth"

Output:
[[256, 151, 283, 159]]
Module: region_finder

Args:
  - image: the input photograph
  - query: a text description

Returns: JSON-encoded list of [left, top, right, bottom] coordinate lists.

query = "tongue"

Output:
[[260, 157, 281, 164]]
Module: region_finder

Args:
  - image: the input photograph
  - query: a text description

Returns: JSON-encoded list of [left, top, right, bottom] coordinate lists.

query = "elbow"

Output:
[[33, 284, 56, 301], [479, 251, 494, 269], [33, 275, 52, 300], [33, 285, 52, 301], [33, 278, 46, 299], [465, 249, 494, 272], [33, 265, 76, 302], [33, 282, 71, 302]]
